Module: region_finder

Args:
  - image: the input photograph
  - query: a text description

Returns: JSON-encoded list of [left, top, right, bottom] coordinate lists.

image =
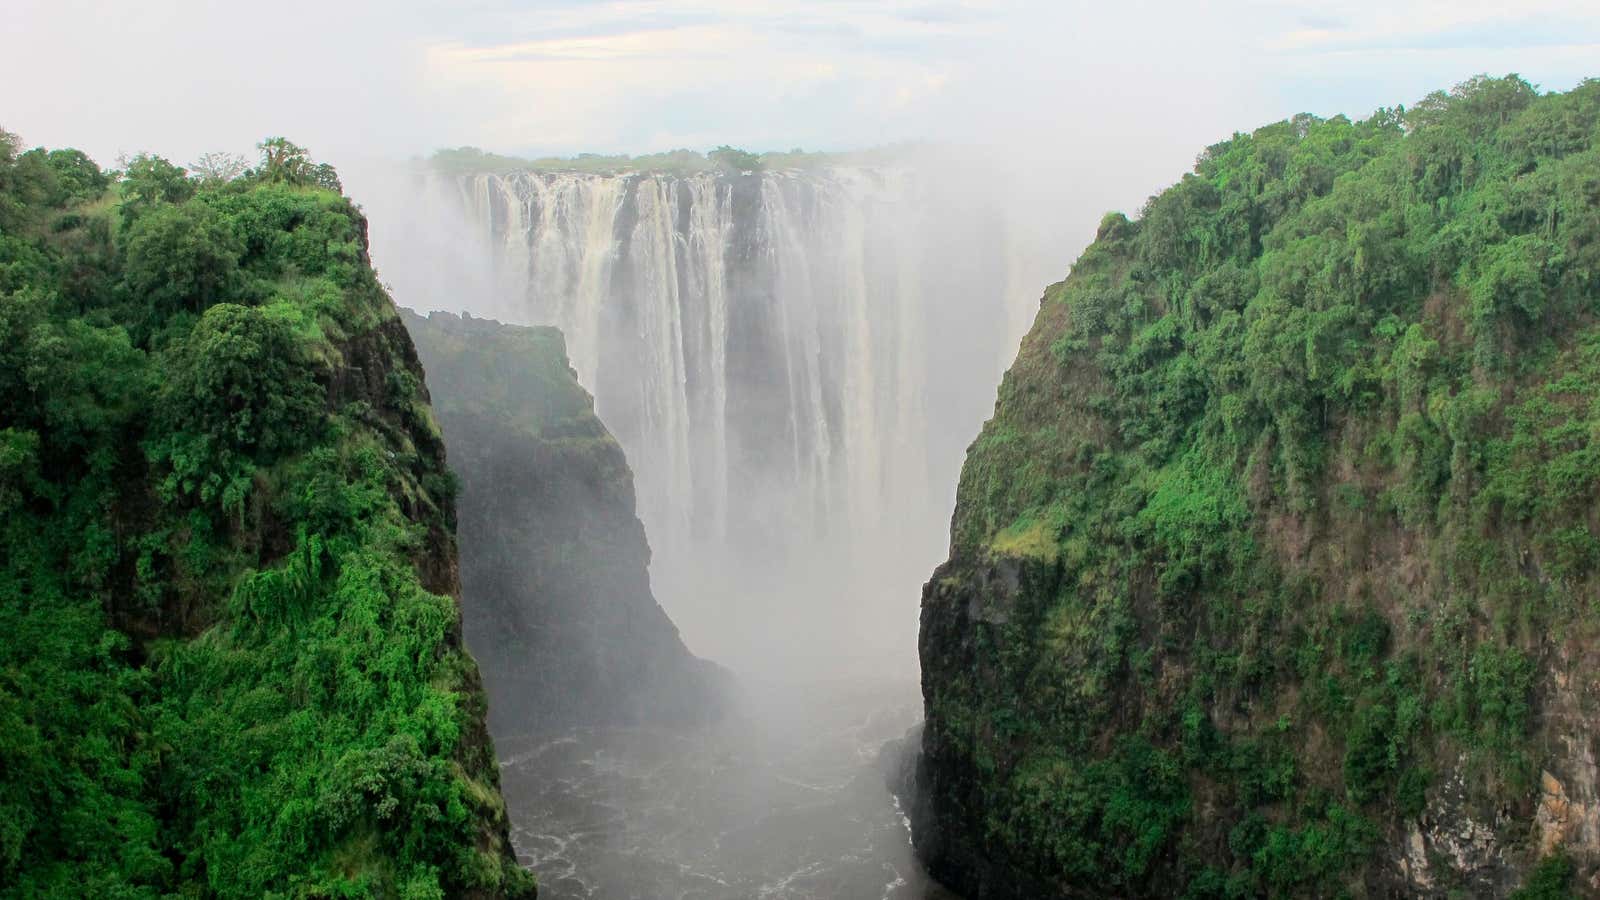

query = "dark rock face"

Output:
[[912, 558, 1066, 900], [404, 310, 728, 736]]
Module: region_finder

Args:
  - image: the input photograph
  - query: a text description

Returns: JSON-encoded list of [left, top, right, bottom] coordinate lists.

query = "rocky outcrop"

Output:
[[911, 77, 1600, 898], [403, 310, 729, 736]]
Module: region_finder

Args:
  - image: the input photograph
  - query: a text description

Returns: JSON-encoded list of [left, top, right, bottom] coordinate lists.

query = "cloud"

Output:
[[894, 1, 1000, 25], [415, 4, 979, 155], [1261, 1, 1600, 53]]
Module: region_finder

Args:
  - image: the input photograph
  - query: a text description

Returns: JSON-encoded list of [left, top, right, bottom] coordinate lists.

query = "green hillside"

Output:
[[915, 75, 1600, 898], [0, 135, 533, 898]]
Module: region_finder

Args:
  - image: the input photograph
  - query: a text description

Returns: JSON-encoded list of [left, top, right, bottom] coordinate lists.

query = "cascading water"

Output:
[[358, 153, 1051, 899], [410, 162, 1036, 675]]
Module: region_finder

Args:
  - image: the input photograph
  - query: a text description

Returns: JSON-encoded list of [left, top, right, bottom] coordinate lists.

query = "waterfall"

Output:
[[407, 162, 1037, 674]]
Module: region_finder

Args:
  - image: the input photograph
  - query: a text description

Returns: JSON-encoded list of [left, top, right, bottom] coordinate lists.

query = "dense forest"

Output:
[[0, 133, 533, 897], [915, 75, 1600, 897]]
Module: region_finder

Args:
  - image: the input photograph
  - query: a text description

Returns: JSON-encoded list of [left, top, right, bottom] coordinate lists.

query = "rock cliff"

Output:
[[404, 309, 728, 736], [912, 76, 1600, 898]]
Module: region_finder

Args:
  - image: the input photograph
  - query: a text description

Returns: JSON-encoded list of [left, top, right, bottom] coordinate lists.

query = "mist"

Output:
[[349, 149, 1050, 685]]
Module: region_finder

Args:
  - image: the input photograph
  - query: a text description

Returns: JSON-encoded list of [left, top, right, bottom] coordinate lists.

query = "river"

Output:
[[495, 677, 956, 900]]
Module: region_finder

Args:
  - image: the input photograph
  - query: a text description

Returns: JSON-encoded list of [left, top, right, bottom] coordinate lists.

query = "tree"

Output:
[[154, 302, 323, 503], [37, 149, 108, 205], [709, 145, 763, 173], [189, 151, 249, 184], [255, 137, 343, 193], [117, 154, 194, 225], [120, 203, 242, 323], [312, 161, 342, 193], [257, 137, 314, 185], [0, 131, 70, 230]]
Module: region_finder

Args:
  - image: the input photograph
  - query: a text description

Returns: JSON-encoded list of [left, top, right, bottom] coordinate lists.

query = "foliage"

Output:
[[151, 302, 325, 508], [928, 75, 1600, 895], [189, 151, 250, 184], [119, 202, 243, 327], [118, 152, 196, 224], [708, 145, 763, 172], [1511, 854, 1578, 899], [257, 136, 342, 192], [0, 130, 532, 897], [26, 148, 111, 205]]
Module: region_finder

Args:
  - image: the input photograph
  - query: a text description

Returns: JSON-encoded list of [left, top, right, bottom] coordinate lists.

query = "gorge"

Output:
[[363, 154, 1046, 678], [359, 152, 1050, 898], [369, 81, 1600, 896]]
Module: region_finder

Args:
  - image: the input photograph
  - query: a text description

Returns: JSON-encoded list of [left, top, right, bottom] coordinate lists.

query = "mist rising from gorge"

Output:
[[350, 147, 1062, 682]]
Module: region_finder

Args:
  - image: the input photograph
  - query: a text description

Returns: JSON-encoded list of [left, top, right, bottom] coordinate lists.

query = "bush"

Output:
[[153, 302, 323, 507], [709, 145, 763, 172], [120, 202, 242, 328]]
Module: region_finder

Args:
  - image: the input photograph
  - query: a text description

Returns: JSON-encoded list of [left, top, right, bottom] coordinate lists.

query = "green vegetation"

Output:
[[0, 133, 532, 896], [924, 75, 1600, 896], [1510, 855, 1578, 899]]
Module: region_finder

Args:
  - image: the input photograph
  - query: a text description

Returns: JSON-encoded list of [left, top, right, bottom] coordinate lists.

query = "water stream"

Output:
[[497, 679, 955, 900]]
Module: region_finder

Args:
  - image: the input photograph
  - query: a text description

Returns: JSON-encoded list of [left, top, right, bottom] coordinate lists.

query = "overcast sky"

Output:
[[6, 0, 1597, 237]]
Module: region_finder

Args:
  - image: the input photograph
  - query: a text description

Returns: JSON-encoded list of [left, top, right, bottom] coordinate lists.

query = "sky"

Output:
[[6, 0, 1598, 243]]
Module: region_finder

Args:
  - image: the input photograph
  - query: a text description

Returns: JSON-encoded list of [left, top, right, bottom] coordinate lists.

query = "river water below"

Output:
[[494, 678, 957, 900]]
